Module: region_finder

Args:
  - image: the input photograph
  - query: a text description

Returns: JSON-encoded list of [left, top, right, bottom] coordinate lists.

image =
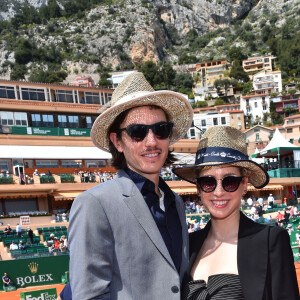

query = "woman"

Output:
[[173, 126, 299, 300]]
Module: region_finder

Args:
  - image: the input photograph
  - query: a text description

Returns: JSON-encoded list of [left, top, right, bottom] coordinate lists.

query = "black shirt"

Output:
[[125, 168, 182, 272]]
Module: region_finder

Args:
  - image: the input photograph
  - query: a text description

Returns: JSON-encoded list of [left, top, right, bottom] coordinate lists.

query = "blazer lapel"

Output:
[[238, 212, 269, 300], [115, 170, 176, 271]]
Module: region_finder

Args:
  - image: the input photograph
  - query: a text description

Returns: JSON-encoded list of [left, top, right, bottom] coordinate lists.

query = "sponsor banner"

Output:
[[11, 126, 91, 137], [20, 288, 57, 300], [0, 255, 69, 290]]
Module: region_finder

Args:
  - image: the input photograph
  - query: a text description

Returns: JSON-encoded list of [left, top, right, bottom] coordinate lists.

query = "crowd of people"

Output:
[[47, 234, 68, 254], [74, 169, 116, 183]]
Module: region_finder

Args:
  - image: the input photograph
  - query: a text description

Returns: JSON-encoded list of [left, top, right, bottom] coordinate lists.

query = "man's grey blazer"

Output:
[[69, 169, 189, 300]]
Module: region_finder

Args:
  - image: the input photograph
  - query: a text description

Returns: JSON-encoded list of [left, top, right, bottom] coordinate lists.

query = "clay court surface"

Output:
[[0, 283, 65, 299]]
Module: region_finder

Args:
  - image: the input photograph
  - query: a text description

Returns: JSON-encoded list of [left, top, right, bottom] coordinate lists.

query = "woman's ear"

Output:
[[109, 132, 123, 152]]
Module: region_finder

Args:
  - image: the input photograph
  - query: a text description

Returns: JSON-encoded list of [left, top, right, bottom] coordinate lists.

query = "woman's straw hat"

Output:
[[91, 72, 193, 152], [172, 126, 269, 189]]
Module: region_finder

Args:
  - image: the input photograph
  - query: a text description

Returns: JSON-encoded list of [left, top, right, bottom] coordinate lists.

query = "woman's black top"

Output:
[[181, 273, 245, 300]]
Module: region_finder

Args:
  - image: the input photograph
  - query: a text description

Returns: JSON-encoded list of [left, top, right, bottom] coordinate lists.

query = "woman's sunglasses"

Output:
[[117, 122, 173, 142], [196, 175, 244, 193]]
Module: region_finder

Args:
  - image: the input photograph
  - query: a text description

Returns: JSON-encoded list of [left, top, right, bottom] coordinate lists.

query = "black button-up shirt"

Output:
[[125, 168, 182, 272]]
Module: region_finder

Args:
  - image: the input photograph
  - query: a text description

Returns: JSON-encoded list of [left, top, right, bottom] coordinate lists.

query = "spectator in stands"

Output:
[[46, 170, 52, 176], [59, 240, 67, 253], [18, 240, 26, 250], [290, 206, 294, 219], [54, 237, 60, 252], [2, 272, 15, 288], [172, 126, 299, 299], [193, 219, 200, 232], [294, 205, 298, 216], [267, 193, 274, 208], [33, 169, 39, 176], [188, 224, 194, 233], [4, 224, 12, 235], [257, 196, 263, 206], [246, 196, 253, 207], [9, 241, 18, 250], [27, 227, 33, 245], [16, 223, 21, 237], [69, 72, 192, 300], [284, 208, 291, 226], [250, 204, 256, 216], [60, 235, 68, 248], [57, 282, 72, 300], [48, 242, 55, 254]]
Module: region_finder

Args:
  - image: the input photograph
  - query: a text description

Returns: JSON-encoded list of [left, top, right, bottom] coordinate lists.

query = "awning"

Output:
[[247, 184, 284, 192], [53, 192, 80, 200], [171, 187, 197, 195], [0, 191, 48, 198]]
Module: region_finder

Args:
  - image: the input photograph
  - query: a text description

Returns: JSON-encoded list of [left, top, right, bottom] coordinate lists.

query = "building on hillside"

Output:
[[252, 70, 282, 94], [109, 71, 135, 88], [243, 125, 281, 155], [240, 93, 270, 127], [282, 114, 300, 146], [71, 75, 96, 87], [272, 93, 300, 117], [242, 55, 276, 78], [195, 59, 228, 88]]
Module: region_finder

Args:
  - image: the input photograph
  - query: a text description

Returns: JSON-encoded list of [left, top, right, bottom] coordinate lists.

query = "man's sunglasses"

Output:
[[117, 122, 173, 142], [196, 175, 244, 193]]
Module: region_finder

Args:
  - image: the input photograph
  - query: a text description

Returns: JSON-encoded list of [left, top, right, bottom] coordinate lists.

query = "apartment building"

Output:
[[272, 93, 300, 117], [253, 70, 282, 94], [282, 114, 300, 146], [240, 93, 270, 125], [243, 55, 276, 76], [195, 59, 228, 88]]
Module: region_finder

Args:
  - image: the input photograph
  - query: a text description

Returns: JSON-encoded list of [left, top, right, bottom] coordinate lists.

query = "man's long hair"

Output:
[[107, 106, 177, 170]]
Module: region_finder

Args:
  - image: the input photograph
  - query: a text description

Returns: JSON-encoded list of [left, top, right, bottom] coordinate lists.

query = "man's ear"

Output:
[[110, 132, 123, 152]]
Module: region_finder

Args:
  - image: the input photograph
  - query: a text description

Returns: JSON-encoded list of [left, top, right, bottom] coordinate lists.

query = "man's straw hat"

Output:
[[172, 126, 269, 188], [91, 72, 193, 152]]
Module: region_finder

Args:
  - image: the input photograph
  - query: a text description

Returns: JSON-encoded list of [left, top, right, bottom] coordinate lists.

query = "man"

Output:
[[9, 241, 18, 250], [4, 224, 12, 235], [267, 193, 274, 208], [247, 196, 253, 207], [257, 196, 263, 206], [2, 272, 14, 287], [69, 72, 193, 300], [27, 227, 33, 245], [16, 223, 21, 237]]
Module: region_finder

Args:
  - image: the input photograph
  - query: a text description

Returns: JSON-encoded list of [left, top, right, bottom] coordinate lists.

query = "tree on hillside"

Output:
[[227, 46, 247, 63], [173, 72, 193, 94], [160, 62, 176, 89], [229, 60, 249, 82], [98, 71, 111, 87], [139, 61, 159, 87], [213, 78, 236, 100]]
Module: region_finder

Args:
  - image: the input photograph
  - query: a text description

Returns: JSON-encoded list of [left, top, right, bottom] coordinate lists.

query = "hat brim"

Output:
[[91, 90, 193, 152], [172, 159, 269, 189]]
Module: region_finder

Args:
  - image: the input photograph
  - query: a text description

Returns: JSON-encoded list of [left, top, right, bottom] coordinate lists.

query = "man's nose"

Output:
[[144, 129, 158, 146]]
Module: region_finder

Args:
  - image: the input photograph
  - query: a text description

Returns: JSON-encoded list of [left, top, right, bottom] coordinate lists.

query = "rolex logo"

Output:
[[28, 262, 38, 274]]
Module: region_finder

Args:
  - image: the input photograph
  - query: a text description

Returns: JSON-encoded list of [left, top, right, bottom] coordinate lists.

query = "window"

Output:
[[55, 90, 75, 103], [263, 105, 267, 110], [14, 112, 27, 126], [254, 128, 260, 132], [237, 114, 241, 120], [68, 116, 79, 128], [246, 107, 251, 113], [42, 114, 54, 127], [36, 160, 59, 168], [189, 128, 196, 139], [201, 119, 206, 126], [0, 111, 14, 125], [254, 102, 257, 108], [0, 86, 15, 99], [213, 118, 218, 125], [256, 133, 260, 142], [58, 115, 68, 128], [85, 160, 106, 168], [85, 92, 101, 104], [258, 85, 262, 89], [238, 122, 242, 129], [0, 159, 12, 172], [287, 128, 293, 133], [264, 58, 269, 62], [21, 88, 46, 101], [24, 160, 34, 168], [86, 116, 93, 129], [61, 160, 83, 168], [221, 117, 226, 125], [31, 114, 42, 127]]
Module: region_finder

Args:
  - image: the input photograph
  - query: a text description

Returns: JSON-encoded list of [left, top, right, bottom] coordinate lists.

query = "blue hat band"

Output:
[[195, 147, 249, 165]]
